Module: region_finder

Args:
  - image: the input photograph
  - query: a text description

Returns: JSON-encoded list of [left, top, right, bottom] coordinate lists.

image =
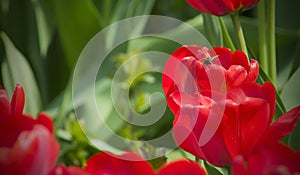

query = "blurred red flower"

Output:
[[84, 151, 208, 175], [0, 84, 59, 175], [49, 165, 90, 175], [232, 105, 300, 175], [186, 0, 260, 16], [157, 159, 207, 175], [84, 152, 155, 175], [233, 143, 300, 175], [162, 46, 277, 166]]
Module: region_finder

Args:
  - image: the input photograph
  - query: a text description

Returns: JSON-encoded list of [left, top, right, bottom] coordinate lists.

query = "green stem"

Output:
[[258, 0, 268, 73], [195, 156, 200, 163], [231, 13, 249, 60], [267, 0, 277, 83], [218, 17, 236, 51], [226, 166, 232, 175]]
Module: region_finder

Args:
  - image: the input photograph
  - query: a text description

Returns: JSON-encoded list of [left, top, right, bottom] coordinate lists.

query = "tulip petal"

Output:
[[245, 59, 259, 83], [173, 103, 232, 166], [247, 143, 300, 175], [213, 47, 233, 69], [232, 50, 250, 71], [186, 0, 233, 16], [84, 152, 155, 175], [227, 65, 247, 89], [260, 105, 300, 145], [11, 84, 25, 116], [37, 112, 54, 134], [0, 116, 35, 147], [157, 159, 207, 175], [0, 86, 10, 120], [49, 165, 90, 175], [223, 97, 270, 159], [0, 125, 59, 175]]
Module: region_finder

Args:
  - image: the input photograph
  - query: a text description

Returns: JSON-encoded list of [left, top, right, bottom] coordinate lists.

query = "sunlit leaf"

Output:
[[1, 32, 42, 116]]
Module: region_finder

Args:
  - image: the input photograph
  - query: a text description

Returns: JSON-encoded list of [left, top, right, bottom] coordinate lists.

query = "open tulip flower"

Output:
[[162, 45, 300, 167], [186, 0, 260, 16], [0, 85, 59, 175]]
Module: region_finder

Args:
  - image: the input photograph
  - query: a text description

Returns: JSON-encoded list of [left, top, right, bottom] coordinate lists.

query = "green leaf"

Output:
[[203, 13, 222, 46], [203, 161, 226, 175], [1, 32, 42, 116], [32, 0, 55, 57], [280, 67, 300, 111], [218, 17, 235, 51], [166, 148, 195, 162], [53, 0, 101, 68], [280, 67, 300, 150], [288, 120, 300, 150], [148, 156, 167, 170]]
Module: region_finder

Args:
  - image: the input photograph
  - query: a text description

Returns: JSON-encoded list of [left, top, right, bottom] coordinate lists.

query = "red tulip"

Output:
[[84, 152, 155, 175], [0, 84, 59, 175], [233, 143, 300, 175], [49, 165, 90, 175], [84, 151, 208, 175], [162, 46, 276, 166], [233, 105, 300, 175], [186, 0, 260, 16], [157, 159, 207, 175]]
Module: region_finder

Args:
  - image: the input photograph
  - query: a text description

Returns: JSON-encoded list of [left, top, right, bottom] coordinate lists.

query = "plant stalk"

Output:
[[267, 0, 277, 83], [231, 13, 249, 60], [218, 17, 236, 51], [258, 0, 268, 73]]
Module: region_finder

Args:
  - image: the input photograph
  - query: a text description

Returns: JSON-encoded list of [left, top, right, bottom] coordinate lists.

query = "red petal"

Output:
[[157, 159, 207, 175], [84, 152, 155, 175], [0, 115, 35, 147], [0, 86, 10, 120], [49, 165, 90, 175], [226, 65, 247, 89], [173, 102, 232, 166], [247, 143, 300, 175], [240, 82, 276, 124], [11, 84, 25, 115], [260, 105, 300, 145], [37, 112, 54, 134], [232, 155, 249, 175], [242, 0, 260, 9], [232, 50, 250, 71], [0, 125, 59, 175], [186, 0, 234, 16], [245, 59, 259, 83], [223, 97, 270, 160], [212, 47, 233, 69]]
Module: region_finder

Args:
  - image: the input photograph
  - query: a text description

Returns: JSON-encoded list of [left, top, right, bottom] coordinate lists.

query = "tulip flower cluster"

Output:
[[162, 45, 300, 174], [0, 85, 209, 175]]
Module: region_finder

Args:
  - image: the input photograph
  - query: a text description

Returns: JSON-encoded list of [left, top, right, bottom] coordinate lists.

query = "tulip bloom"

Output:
[[157, 159, 207, 175], [0, 85, 59, 175], [233, 105, 300, 175], [186, 0, 260, 16], [49, 165, 90, 175], [84, 151, 208, 175], [233, 143, 300, 175], [84, 152, 155, 175], [162, 46, 277, 166]]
